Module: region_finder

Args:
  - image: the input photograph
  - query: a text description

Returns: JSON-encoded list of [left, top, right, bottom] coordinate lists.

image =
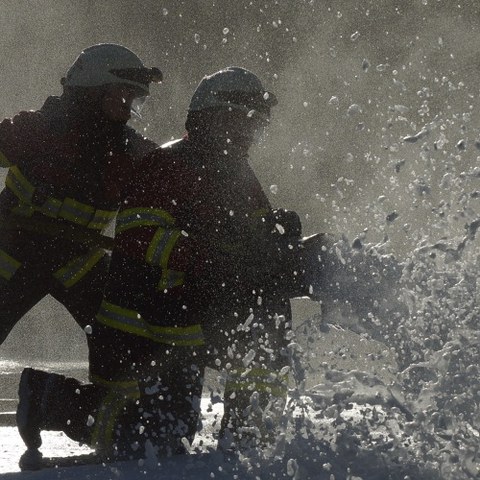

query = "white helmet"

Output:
[[62, 43, 162, 96], [188, 66, 277, 116]]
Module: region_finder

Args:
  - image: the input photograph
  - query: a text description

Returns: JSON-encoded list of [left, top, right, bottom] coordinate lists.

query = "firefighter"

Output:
[[90, 66, 299, 454], [17, 67, 300, 467], [0, 42, 161, 347]]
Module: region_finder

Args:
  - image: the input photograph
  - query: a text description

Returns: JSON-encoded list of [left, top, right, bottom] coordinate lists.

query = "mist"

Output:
[[1, 0, 479, 358]]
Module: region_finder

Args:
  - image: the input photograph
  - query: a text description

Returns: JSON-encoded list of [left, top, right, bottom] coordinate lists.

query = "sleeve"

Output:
[[0, 117, 19, 167], [111, 152, 195, 292], [0, 111, 42, 168]]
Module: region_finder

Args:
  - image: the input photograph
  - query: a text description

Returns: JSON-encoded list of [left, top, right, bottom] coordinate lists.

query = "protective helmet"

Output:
[[62, 43, 162, 96], [188, 66, 277, 116]]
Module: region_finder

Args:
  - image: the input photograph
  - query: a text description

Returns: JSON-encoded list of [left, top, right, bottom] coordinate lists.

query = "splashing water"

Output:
[[207, 154, 480, 478]]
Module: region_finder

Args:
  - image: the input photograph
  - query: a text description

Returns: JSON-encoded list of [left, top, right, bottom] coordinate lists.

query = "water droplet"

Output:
[[223, 27, 230, 35], [329, 95, 339, 106], [347, 103, 363, 116], [270, 184, 278, 194], [351, 31, 360, 41], [194, 33, 200, 44]]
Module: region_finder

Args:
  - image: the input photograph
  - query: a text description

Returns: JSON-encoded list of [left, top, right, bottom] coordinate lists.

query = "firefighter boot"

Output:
[[17, 368, 65, 469]]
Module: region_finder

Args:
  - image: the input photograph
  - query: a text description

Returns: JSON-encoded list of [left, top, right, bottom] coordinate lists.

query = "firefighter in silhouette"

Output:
[[16, 65, 409, 469], [0, 43, 161, 347], [16, 67, 302, 466], [0, 43, 160, 467]]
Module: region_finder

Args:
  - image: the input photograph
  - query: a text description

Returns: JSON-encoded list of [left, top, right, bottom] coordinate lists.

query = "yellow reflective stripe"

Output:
[[96, 301, 145, 337], [59, 197, 95, 226], [225, 368, 289, 397], [158, 269, 185, 290], [4, 166, 115, 228], [149, 323, 203, 346], [5, 166, 35, 203], [53, 248, 105, 288], [90, 374, 140, 394], [146, 227, 181, 266], [36, 197, 62, 218], [115, 208, 175, 234], [146, 227, 184, 289], [251, 208, 270, 218], [88, 209, 117, 230], [0, 150, 11, 167], [90, 383, 140, 451], [11, 203, 35, 218], [96, 300, 204, 346], [0, 248, 21, 281]]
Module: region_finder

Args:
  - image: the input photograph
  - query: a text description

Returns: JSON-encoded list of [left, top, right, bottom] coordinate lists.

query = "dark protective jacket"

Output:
[[95, 135, 295, 351], [0, 95, 157, 342], [87, 135, 296, 454]]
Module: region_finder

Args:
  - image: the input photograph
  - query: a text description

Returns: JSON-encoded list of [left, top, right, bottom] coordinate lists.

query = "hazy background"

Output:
[[0, 0, 479, 362]]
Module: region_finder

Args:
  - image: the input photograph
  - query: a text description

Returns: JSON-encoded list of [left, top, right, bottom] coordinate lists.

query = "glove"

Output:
[[272, 208, 302, 238]]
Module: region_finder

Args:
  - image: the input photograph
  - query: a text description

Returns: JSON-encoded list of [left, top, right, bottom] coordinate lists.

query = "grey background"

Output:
[[0, 0, 479, 364]]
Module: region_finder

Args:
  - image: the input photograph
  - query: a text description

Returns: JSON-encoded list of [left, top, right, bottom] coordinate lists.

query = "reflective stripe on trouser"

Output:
[[0, 150, 11, 168], [53, 248, 105, 288], [224, 368, 289, 399], [96, 299, 204, 346], [89, 375, 140, 452], [0, 248, 21, 281], [115, 208, 175, 234]]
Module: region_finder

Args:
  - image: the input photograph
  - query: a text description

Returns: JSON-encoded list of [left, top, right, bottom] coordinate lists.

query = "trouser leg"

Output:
[[0, 266, 49, 345], [207, 300, 291, 451], [135, 355, 204, 457], [50, 255, 110, 331], [89, 323, 206, 459]]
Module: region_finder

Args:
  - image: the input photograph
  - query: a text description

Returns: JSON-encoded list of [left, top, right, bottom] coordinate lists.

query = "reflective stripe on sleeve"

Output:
[[53, 248, 105, 288], [10, 204, 35, 218], [251, 208, 270, 218], [96, 300, 204, 346], [5, 166, 35, 203], [4, 165, 116, 229], [59, 197, 96, 226], [158, 269, 185, 290], [88, 209, 117, 230], [115, 208, 175, 234], [146, 227, 184, 289], [0, 248, 21, 281], [36, 197, 63, 218], [0, 150, 11, 167], [224, 367, 289, 398], [146, 227, 181, 266], [89, 375, 140, 452]]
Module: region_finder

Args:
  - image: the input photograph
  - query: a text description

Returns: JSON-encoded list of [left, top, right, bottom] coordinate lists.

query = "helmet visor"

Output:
[[109, 67, 163, 92], [217, 89, 277, 115], [130, 96, 147, 119]]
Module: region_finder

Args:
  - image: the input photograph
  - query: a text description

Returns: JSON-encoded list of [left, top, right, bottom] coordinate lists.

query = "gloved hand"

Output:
[[272, 208, 302, 238]]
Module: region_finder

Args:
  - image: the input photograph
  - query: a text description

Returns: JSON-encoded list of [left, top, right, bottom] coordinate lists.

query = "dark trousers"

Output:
[[41, 324, 205, 460], [0, 230, 109, 345]]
